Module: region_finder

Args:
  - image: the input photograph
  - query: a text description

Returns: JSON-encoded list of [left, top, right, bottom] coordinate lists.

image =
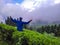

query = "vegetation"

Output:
[[5, 16, 16, 26], [5, 17, 60, 36], [0, 24, 60, 45], [36, 24, 60, 36], [5, 16, 28, 29]]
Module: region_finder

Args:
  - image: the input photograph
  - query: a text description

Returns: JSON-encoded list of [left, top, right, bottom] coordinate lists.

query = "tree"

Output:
[[5, 16, 16, 26]]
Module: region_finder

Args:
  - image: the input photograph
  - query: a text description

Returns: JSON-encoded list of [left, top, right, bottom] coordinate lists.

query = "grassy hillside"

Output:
[[0, 24, 60, 45]]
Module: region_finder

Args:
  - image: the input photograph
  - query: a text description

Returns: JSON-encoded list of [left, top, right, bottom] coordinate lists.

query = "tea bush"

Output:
[[0, 24, 60, 45]]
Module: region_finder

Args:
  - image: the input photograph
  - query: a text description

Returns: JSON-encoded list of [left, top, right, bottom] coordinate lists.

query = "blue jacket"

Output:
[[11, 18, 31, 31]]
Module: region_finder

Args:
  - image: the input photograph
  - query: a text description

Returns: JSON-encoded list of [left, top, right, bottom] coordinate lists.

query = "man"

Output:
[[10, 16, 32, 31]]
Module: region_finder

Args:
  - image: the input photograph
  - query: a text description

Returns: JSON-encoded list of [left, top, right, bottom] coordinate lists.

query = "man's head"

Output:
[[19, 17, 23, 21]]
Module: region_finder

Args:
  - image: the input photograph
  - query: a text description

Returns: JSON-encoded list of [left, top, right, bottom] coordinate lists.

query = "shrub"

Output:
[[0, 24, 60, 45]]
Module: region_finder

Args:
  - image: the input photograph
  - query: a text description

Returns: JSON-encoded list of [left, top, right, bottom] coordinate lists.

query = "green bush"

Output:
[[0, 24, 60, 45]]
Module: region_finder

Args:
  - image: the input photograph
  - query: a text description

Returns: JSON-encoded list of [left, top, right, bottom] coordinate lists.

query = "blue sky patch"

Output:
[[13, 0, 24, 4]]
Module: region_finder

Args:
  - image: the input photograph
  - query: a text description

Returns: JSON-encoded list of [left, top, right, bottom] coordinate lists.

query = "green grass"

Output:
[[0, 24, 60, 45]]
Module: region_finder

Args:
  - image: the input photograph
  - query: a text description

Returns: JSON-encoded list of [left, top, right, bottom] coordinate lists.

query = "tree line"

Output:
[[36, 24, 60, 36], [5, 16, 60, 37]]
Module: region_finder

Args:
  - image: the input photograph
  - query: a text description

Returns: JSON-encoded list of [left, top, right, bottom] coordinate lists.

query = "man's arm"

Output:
[[23, 20, 32, 24], [10, 16, 17, 23]]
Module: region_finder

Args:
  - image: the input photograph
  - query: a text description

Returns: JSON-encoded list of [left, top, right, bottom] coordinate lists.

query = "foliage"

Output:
[[0, 24, 60, 45], [36, 24, 60, 36], [5, 17, 60, 36], [5, 16, 29, 29], [5, 16, 16, 26]]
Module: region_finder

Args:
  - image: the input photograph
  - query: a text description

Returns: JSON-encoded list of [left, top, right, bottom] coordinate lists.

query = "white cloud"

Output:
[[1, 3, 32, 21], [20, 0, 56, 12], [0, 0, 60, 23], [21, 1, 36, 12], [1, 0, 59, 12], [54, 0, 60, 4]]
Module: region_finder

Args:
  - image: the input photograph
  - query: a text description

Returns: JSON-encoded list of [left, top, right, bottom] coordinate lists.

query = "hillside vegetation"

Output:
[[0, 24, 60, 45]]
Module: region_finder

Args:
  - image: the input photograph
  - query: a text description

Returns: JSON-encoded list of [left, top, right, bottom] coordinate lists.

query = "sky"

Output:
[[0, 0, 60, 23]]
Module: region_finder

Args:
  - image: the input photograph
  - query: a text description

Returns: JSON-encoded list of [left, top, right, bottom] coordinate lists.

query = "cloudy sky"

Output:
[[0, 0, 60, 23]]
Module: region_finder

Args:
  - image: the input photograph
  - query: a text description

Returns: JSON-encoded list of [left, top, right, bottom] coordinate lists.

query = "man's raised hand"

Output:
[[29, 19, 32, 22], [10, 16, 12, 19]]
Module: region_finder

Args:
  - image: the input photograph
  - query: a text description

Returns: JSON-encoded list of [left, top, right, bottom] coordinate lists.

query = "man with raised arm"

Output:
[[10, 16, 32, 31]]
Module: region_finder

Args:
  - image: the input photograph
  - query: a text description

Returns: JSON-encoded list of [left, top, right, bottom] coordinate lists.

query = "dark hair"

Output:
[[20, 17, 22, 20]]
